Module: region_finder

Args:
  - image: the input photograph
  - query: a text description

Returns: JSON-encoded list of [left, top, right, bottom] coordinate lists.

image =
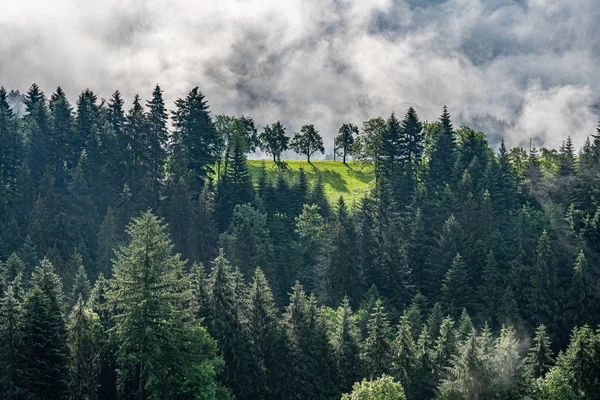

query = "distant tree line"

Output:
[[0, 84, 599, 399]]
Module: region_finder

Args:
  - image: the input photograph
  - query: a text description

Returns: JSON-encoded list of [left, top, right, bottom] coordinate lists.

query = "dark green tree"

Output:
[[291, 124, 324, 163], [259, 121, 289, 163], [145, 85, 168, 208], [565, 250, 599, 327], [21, 258, 69, 400], [526, 324, 554, 379], [363, 299, 392, 379], [335, 123, 358, 163], [68, 297, 100, 400]]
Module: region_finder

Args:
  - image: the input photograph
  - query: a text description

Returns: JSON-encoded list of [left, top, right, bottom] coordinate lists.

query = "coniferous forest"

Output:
[[1, 83, 600, 400]]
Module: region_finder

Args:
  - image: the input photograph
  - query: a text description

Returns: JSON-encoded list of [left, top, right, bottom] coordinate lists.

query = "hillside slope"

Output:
[[248, 160, 374, 204]]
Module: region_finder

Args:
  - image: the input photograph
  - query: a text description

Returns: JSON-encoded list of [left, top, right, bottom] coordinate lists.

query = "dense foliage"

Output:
[[0, 84, 599, 399]]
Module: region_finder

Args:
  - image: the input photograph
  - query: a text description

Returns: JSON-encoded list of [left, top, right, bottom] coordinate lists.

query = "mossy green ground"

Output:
[[248, 160, 375, 205]]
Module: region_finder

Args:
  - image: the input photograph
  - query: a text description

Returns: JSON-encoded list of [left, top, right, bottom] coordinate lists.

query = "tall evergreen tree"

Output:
[[428, 106, 456, 192], [334, 297, 361, 393], [565, 250, 599, 328], [171, 88, 221, 195], [0, 275, 28, 399], [108, 211, 224, 399], [145, 85, 168, 208], [526, 324, 554, 379], [21, 259, 69, 400], [68, 297, 100, 400], [363, 299, 392, 379]]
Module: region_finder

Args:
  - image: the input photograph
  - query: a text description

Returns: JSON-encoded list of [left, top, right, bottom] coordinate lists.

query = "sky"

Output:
[[1, 0, 599, 153]]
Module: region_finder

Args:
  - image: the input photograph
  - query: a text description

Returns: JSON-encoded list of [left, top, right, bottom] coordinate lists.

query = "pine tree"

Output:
[[529, 230, 558, 329], [0, 86, 22, 192], [565, 250, 599, 327], [392, 314, 417, 397], [335, 123, 358, 163], [441, 254, 472, 317], [68, 297, 100, 400], [245, 267, 281, 400], [456, 308, 474, 342], [207, 250, 247, 398], [479, 250, 502, 325], [320, 196, 362, 306], [526, 324, 554, 379], [108, 211, 224, 399], [21, 259, 69, 400], [433, 316, 456, 378], [24, 84, 49, 187], [426, 302, 444, 342], [310, 173, 331, 218], [89, 273, 118, 400], [558, 325, 600, 398], [195, 184, 218, 266], [290, 124, 324, 163], [399, 106, 423, 200], [0, 275, 28, 398], [70, 263, 91, 306], [145, 85, 168, 209], [428, 106, 456, 192], [363, 299, 392, 379], [96, 207, 119, 277], [124, 94, 150, 207], [171, 88, 221, 195], [334, 297, 361, 393], [295, 204, 326, 292], [48, 87, 73, 187]]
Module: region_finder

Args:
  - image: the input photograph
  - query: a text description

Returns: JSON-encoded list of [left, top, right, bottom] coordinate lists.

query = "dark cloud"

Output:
[[0, 0, 598, 154]]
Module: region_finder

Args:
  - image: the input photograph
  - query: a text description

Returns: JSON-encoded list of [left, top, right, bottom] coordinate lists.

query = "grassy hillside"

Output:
[[248, 160, 374, 204]]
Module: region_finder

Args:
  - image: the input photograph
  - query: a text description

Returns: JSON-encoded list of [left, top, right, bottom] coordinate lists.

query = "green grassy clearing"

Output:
[[248, 160, 375, 205]]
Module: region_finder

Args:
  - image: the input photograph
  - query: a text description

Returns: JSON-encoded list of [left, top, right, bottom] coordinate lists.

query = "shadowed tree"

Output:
[[291, 124, 324, 163]]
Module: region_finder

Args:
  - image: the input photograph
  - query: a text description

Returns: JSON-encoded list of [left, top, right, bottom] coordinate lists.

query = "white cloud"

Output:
[[0, 0, 598, 153]]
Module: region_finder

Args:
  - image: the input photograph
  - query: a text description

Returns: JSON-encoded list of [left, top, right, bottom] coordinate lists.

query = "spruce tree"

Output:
[[207, 250, 247, 398], [21, 259, 69, 400], [70, 263, 91, 306], [433, 316, 457, 378], [320, 196, 362, 307], [68, 297, 100, 400], [48, 87, 73, 187], [363, 299, 392, 379], [441, 253, 472, 317], [526, 324, 554, 379], [334, 297, 361, 393], [428, 106, 456, 192], [565, 250, 599, 327], [0, 275, 28, 399], [310, 173, 331, 218], [108, 211, 224, 399], [145, 85, 168, 209], [529, 230, 558, 329], [171, 88, 221, 195], [245, 267, 281, 400], [392, 314, 417, 397]]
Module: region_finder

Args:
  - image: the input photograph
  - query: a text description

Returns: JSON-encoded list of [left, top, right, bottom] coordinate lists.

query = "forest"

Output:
[[0, 83, 599, 400]]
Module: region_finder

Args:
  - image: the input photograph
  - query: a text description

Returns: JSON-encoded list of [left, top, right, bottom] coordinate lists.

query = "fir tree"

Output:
[[171, 87, 221, 195], [68, 297, 100, 400], [0, 275, 28, 399], [428, 106, 456, 192], [245, 267, 282, 400], [565, 250, 599, 327], [441, 253, 472, 317], [363, 299, 392, 379], [108, 211, 224, 399], [334, 297, 361, 393], [526, 324, 554, 379], [70, 262, 91, 306], [21, 259, 69, 400], [392, 314, 417, 397], [145, 85, 168, 209]]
